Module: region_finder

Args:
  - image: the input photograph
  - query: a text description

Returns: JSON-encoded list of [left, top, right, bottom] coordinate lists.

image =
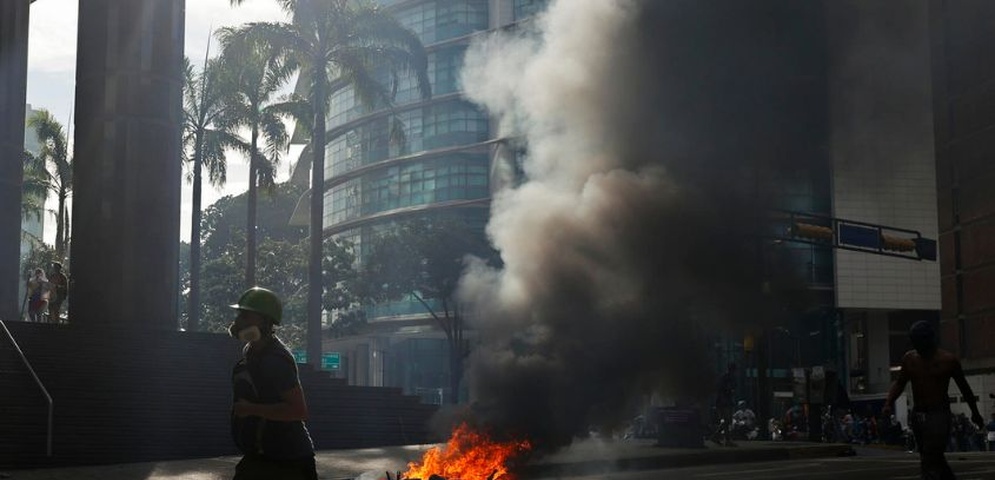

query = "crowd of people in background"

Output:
[[771, 405, 995, 454], [23, 261, 68, 323]]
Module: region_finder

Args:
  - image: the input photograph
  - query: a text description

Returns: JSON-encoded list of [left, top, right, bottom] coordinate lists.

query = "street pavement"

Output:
[[0, 439, 856, 480], [533, 449, 995, 479]]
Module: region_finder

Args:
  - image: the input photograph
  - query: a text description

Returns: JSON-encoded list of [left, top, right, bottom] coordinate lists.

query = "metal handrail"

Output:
[[0, 319, 52, 457]]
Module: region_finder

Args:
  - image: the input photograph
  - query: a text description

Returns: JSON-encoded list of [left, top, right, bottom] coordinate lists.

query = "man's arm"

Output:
[[952, 358, 984, 428], [234, 384, 309, 421], [883, 354, 910, 415]]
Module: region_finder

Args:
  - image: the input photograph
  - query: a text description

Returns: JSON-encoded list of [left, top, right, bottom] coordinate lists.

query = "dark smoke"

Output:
[[455, 0, 824, 452]]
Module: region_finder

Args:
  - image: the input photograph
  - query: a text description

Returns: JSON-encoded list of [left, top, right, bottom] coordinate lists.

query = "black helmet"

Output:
[[229, 287, 283, 325], [909, 321, 937, 356]]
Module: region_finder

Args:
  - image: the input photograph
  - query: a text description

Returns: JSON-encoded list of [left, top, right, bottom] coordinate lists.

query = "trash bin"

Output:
[[657, 407, 705, 448]]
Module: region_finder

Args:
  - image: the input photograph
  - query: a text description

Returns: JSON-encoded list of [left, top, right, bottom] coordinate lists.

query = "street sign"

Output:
[[292, 349, 307, 364], [914, 237, 937, 261], [321, 352, 341, 370], [838, 223, 880, 249]]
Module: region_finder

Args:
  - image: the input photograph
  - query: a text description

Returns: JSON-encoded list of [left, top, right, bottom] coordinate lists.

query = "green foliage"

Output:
[[359, 215, 496, 403], [20, 243, 60, 282], [216, 24, 307, 189], [22, 150, 48, 222], [182, 55, 245, 188], [183, 182, 360, 350], [25, 109, 73, 258], [229, 0, 432, 360], [360, 216, 497, 309]]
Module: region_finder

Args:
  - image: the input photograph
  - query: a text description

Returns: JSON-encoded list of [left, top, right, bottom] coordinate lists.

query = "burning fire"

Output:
[[403, 423, 532, 480]]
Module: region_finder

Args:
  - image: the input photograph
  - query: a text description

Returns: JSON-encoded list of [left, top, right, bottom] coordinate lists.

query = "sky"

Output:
[[25, 0, 299, 244]]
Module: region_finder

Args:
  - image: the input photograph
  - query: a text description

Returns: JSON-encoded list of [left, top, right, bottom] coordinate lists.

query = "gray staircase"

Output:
[[0, 321, 439, 469]]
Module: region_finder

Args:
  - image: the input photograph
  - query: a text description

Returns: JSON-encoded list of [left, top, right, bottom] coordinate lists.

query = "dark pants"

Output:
[[714, 405, 733, 443], [911, 410, 955, 480], [233, 454, 318, 480]]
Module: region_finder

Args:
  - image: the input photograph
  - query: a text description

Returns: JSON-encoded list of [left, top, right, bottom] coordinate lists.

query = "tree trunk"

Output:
[[63, 205, 70, 254], [188, 138, 203, 332], [442, 297, 463, 405], [448, 338, 463, 405], [55, 188, 66, 259], [307, 65, 327, 369], [245, 123, 259, 288]]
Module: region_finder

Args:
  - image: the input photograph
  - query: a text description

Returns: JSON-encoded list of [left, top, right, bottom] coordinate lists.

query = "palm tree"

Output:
[[26, 110, 72, 260], [229, 0, 430, 367], [22, 150, 48, 223], [217, 26, 308, 289], [182, 53, 247, 331]]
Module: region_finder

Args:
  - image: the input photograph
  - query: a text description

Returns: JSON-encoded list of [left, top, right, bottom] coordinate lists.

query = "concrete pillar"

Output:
[[354, 343, 370, 386], [0, 0, 30, 322], [490, 0, 514, 29], [71, 0, 185, 329], [866, 311, 892, 393]]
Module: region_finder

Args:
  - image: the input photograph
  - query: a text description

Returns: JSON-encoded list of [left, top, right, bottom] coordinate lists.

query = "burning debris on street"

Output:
[[402, 423, 531, 480], [444, 0, 815, 460], [368, 0, 827, 475]]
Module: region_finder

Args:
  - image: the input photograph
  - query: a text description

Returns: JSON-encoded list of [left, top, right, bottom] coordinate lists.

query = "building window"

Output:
[[327, 153, 490, 226], [514, 0, 549, 20], [325, 100, 489, 179], [394, 0, 488, 45]]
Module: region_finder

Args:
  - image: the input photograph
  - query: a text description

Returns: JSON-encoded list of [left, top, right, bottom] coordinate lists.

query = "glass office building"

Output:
[[322, 0, 549, 397]]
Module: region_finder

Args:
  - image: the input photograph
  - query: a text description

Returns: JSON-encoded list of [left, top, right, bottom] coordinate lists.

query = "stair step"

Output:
[[0, 321, 437, 469]]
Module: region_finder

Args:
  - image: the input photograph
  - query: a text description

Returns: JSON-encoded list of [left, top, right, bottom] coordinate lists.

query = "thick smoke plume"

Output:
[[456, 0, 819, 451]]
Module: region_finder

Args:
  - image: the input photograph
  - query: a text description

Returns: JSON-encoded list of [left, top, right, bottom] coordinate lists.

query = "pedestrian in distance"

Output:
[[985, 413, 995, 451], [711, 362, 737, 446], [47, 262, 68, 323], [883, 320, 984, 479], [25, 268, 49, 323], [228, 287, 317, 480]]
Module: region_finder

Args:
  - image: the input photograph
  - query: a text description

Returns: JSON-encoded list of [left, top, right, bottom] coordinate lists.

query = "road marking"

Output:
[[717, 465, 917, 479], [692, 463, 823, 477], [891, 468, 995, 479]]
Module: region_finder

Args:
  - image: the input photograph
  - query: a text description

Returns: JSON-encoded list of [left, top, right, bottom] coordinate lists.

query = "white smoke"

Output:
[[459, 0, 671, 321], [454, 0, 806, 450], [454, 0, 699, 449]]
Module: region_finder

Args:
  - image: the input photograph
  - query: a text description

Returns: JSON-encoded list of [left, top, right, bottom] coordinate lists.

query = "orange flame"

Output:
[[404, 423, 531, 480]]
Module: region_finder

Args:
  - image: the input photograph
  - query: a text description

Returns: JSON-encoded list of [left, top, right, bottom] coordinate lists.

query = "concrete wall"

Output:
[[865, 311, 892, 393], [930, 0, 995, 362], [0, 0, 30, 322], [0, 322, 438, 468]]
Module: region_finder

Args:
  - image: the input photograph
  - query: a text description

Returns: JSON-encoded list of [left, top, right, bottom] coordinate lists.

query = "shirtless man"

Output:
[[883, 321, 983, 480]]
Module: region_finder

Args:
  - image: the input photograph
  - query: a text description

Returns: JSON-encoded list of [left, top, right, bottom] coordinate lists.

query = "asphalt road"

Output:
[[534, 450, 995, 480]]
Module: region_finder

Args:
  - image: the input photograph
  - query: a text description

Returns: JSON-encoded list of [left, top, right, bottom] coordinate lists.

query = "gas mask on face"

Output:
[[229, 323, 262, 343]]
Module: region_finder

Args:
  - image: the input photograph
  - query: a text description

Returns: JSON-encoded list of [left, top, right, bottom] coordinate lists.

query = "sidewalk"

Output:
[[0, 440, 855, 480]]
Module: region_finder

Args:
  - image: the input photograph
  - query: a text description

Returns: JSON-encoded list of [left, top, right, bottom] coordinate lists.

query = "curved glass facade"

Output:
[[323, 0, 507, 293], [324, 153, 490, 227], [326, 45, 470, 129], [514, 0, 549, 20], [323, 0, 549, 394], [394, 0, 488, 44], [325, 99, 489, 179]]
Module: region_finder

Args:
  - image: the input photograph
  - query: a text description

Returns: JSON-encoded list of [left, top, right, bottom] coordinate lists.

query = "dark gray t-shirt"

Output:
[[231, 338, 315, 459]]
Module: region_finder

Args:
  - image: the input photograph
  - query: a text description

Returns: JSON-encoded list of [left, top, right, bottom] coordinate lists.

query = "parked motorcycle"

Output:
[[731, 405, 758, 440]]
